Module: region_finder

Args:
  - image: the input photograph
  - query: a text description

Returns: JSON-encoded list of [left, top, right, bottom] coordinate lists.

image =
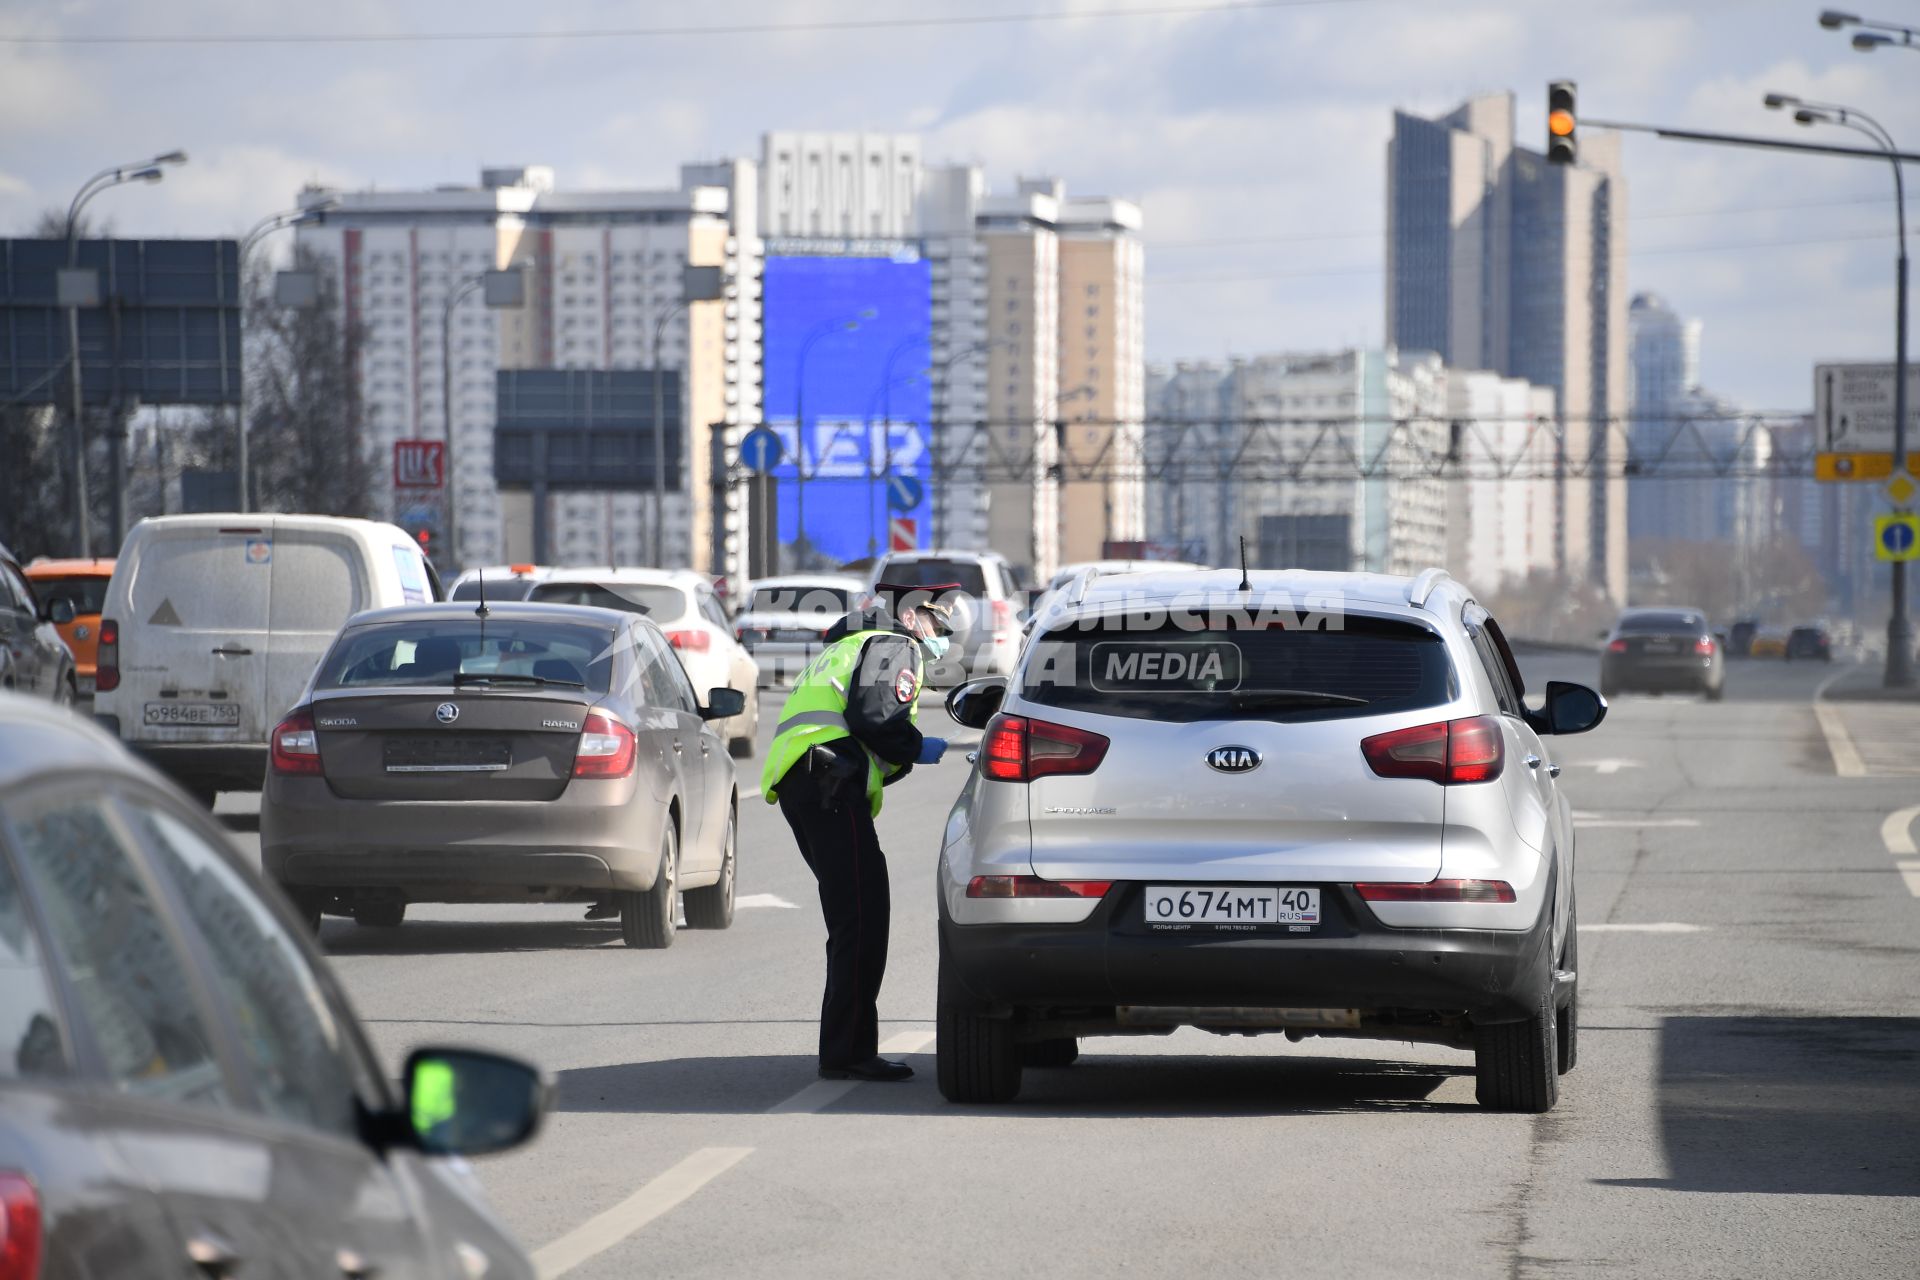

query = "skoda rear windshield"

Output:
[[318, 620, 616, 692], [1021, 612, 1455, 723], [451, 577, 539, 602]]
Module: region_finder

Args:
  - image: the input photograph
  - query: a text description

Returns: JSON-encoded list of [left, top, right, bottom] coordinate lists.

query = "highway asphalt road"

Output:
[[218, 651, 1920, 1278]]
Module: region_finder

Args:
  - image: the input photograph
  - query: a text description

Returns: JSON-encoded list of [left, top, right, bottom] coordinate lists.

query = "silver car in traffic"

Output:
[[936, 567, 1605, 1111]]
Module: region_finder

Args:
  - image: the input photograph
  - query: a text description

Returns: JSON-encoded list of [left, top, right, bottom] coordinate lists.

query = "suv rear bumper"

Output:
[[938, 884, 1556, 1025]]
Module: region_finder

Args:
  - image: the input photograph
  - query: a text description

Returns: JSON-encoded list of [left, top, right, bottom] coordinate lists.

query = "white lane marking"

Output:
[[1579, 922, 1708, 934], [1569, 758, 1639, 775], [1900, 862, 1920, 898], [533, 1146, 752, 1279], [736, 893, 800, 910], [766, 1030, 936, 1116], [738, 786, 760, 802], [1574, 817, 1701, 829], [1882, 805, 1920, 857], [1812, 668, 1867, 777]]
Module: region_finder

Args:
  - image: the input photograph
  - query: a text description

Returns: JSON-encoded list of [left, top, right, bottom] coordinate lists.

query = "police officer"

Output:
[[761, 584, 956, 1081]]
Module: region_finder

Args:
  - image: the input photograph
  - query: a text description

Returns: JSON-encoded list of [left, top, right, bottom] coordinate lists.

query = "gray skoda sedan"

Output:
[[260, 602, 745, 948]]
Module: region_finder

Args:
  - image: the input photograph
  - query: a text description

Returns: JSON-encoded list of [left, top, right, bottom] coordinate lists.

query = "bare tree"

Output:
[[244, 247, 374, 516]]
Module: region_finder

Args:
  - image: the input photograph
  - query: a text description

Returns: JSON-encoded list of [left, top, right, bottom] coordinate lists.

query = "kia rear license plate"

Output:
[[144, 701, 240, 727], [1144, 886, 1320, 928]]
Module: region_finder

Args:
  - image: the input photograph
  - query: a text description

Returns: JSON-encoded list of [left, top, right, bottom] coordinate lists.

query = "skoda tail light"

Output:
[[573, 712, 637, 778], [1361, 715, 1504, 785], [269, 710, 323, 776], [978, 714, 1109, 783]]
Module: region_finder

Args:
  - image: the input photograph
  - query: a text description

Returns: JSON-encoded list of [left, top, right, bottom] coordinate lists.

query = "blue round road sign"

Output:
[[738, 427, 784, 474], [886, 472, 924, 513], [1884, 520, 1917, 556]]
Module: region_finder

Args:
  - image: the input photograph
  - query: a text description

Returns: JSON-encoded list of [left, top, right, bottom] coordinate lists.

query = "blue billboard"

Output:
[[762, 250, 932, 567]]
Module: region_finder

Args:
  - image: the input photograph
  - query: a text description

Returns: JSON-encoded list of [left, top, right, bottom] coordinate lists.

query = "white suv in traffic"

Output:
[[935, 567, 1605, 1112]]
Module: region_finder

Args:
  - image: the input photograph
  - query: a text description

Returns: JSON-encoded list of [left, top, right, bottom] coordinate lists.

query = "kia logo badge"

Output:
[[1207, 745, 1261, 774], [435, 702, 460, 725]]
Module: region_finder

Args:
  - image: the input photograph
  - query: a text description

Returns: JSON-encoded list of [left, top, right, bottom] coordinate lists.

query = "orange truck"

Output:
[[24, 558, 114, 695]]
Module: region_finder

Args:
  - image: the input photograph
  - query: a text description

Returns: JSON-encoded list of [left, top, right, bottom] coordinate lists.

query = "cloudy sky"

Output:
[[3, 0, 1914, 410]]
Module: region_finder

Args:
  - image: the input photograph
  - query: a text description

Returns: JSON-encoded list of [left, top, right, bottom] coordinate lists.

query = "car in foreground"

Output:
[[1786, 624, 1833, 662], [528, 568, 760, 757], [733, 573, 863, 684], [22, 556, 112, 696], [260, 602, 744, 947], [0, 691, 547, 1279], [866, 549, 1024, 684], [1600, 607, 1724, 700], [936, 567, 1604, 1112], [0, 543, 78, 706]]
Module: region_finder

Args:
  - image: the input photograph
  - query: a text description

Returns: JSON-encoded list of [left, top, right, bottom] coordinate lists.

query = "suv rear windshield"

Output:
[[1021, 614, 1454, 723], [1618, 612, 1704, 634], [748, 585, 851, 614], [451, 576, 538, 602], [877, 558, 989, 597], [319, 620, 615, 692], [529, 582, 687, 618]]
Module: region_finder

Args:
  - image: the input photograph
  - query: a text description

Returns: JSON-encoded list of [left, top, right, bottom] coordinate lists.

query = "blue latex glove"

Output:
[[915, 736, 949, 765]]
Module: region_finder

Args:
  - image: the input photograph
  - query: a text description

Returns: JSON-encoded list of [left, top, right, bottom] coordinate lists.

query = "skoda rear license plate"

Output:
[[144, 701, 240, 727], [1145, 886, 1320, 926]]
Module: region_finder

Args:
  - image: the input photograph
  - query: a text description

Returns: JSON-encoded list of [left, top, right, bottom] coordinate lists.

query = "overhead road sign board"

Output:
[[1877, 514, 1920, 562], [1815, 362, 1920, 463], [1817, 452, 1897, 482], [493, 368, 681, 492]]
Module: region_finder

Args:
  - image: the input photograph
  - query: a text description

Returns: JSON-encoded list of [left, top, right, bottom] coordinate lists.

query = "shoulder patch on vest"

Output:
[[894, 666, 919, 704]]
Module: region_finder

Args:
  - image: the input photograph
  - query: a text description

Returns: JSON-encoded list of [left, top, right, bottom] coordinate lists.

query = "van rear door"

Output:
[[266, 527, 368, 727], [121, 525, 271, 746]]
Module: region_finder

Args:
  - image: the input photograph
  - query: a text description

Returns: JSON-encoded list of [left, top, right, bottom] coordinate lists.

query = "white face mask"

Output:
[[920, 634, 951, 662]]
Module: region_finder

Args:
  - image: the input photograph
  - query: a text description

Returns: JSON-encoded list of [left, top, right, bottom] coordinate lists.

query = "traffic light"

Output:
[[1547, 80, 1577, 165]]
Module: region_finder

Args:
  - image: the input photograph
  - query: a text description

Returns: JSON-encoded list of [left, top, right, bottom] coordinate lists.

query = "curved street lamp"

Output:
[[233, 198, 339, 512], [790, 310, 874, 569], [1767, 92, 1913, 687], [1818, 9, 1920, 50], [62, 150, 187, 556]]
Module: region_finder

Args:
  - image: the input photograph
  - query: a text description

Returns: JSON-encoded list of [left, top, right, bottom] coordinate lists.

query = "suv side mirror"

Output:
[[701, 687, 746, 720], [402, 1047, 548, 1157], [945, 676, 1008, 730], [47, 598, 76, 626], [1533, 680, 1606, 736]]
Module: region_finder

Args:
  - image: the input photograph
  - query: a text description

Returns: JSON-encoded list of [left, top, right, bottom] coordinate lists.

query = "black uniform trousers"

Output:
[[776, 763, 892, 1069]]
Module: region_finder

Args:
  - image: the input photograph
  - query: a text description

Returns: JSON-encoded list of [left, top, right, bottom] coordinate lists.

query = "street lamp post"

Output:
[[867, 332, 928, 556], [926, 338, 1019, 547], [792, 312, 870, 570], [438, 268, 526, 573], [237, 199, 337, 512], [61, 151, 186, 557], [1768, 92, 1912, 686], [1819, 9, 1920, 51]]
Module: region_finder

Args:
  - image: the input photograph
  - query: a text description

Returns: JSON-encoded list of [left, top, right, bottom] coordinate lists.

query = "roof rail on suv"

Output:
[[1407, 567, 1451, 610]]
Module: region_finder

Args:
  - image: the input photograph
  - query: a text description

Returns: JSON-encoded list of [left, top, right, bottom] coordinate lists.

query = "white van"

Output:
[[93, 514, 443, 803]]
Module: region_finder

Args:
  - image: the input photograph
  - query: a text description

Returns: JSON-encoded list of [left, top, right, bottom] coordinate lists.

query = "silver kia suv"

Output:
[[935, 567, 1605, 1112]]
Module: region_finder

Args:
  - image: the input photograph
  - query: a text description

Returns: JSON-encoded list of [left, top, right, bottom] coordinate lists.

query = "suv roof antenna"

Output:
[[474, 566, 490, 619], [1237, 535, 1252, 593]]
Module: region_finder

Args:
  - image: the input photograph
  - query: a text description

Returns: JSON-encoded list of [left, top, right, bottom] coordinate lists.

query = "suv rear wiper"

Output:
[[1228, 689, 1370, 711], [452, 672, 585, 688]]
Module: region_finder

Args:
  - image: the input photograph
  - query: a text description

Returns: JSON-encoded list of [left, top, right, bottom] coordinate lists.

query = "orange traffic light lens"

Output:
[[1548, 109, 1575, 137]]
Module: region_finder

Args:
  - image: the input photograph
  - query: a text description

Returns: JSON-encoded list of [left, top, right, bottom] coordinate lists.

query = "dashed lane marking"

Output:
[[1574, 817, 1701, 829], [532, 1146, 753, 1279], [736, 893, 800, 910], [1579, 922, 1708, 934], [1882, 805, 1920, 857], [765, 1030, 936, 1116]]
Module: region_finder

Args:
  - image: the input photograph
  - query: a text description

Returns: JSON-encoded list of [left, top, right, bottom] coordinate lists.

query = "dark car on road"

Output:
[[0, 541, 78, 707], [1786, 625, 1833, 662], [0, 691, 548, 1279], [1726, 618, 1759, 658], [260, 602, 745, 948], [1602, 607, 1724, 700]]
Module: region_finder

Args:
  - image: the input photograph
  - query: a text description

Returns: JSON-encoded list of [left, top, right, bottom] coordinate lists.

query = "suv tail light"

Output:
[[269, 710, 322, 775], [1360, 715, 1504, 785], [1354, 879, 1516, 903], [990, 599, 1015, 630], [967, 875, 1111, 899], [573, 711, 637, 778], [1606, 638, 1627, 653], [978, 714, 1109, 782], [95, 619, 120, 692], [668, 629, 711, 652], [0, 1172, 41, 1280]]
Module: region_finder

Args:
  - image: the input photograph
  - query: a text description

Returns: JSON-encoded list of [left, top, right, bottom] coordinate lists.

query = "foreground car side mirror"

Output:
[[701, 687, 747, 720], [403, 1047, 548, 1157], [1531, 681, 1607, 736], [47, 599, 76, 626], [945, 676, 1008, 729]]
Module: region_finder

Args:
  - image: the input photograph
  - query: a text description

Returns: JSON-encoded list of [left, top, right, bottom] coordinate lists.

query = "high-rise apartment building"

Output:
[[1387, 91, 1629, 601], [294, 163, 761, 573]]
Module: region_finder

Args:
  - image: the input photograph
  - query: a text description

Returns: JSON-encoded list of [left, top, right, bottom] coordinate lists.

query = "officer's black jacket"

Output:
[[821, 605, 928, 776]]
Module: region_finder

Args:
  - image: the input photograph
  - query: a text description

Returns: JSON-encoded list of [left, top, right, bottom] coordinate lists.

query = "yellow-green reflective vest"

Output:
[[761, 628, 921, 816]]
